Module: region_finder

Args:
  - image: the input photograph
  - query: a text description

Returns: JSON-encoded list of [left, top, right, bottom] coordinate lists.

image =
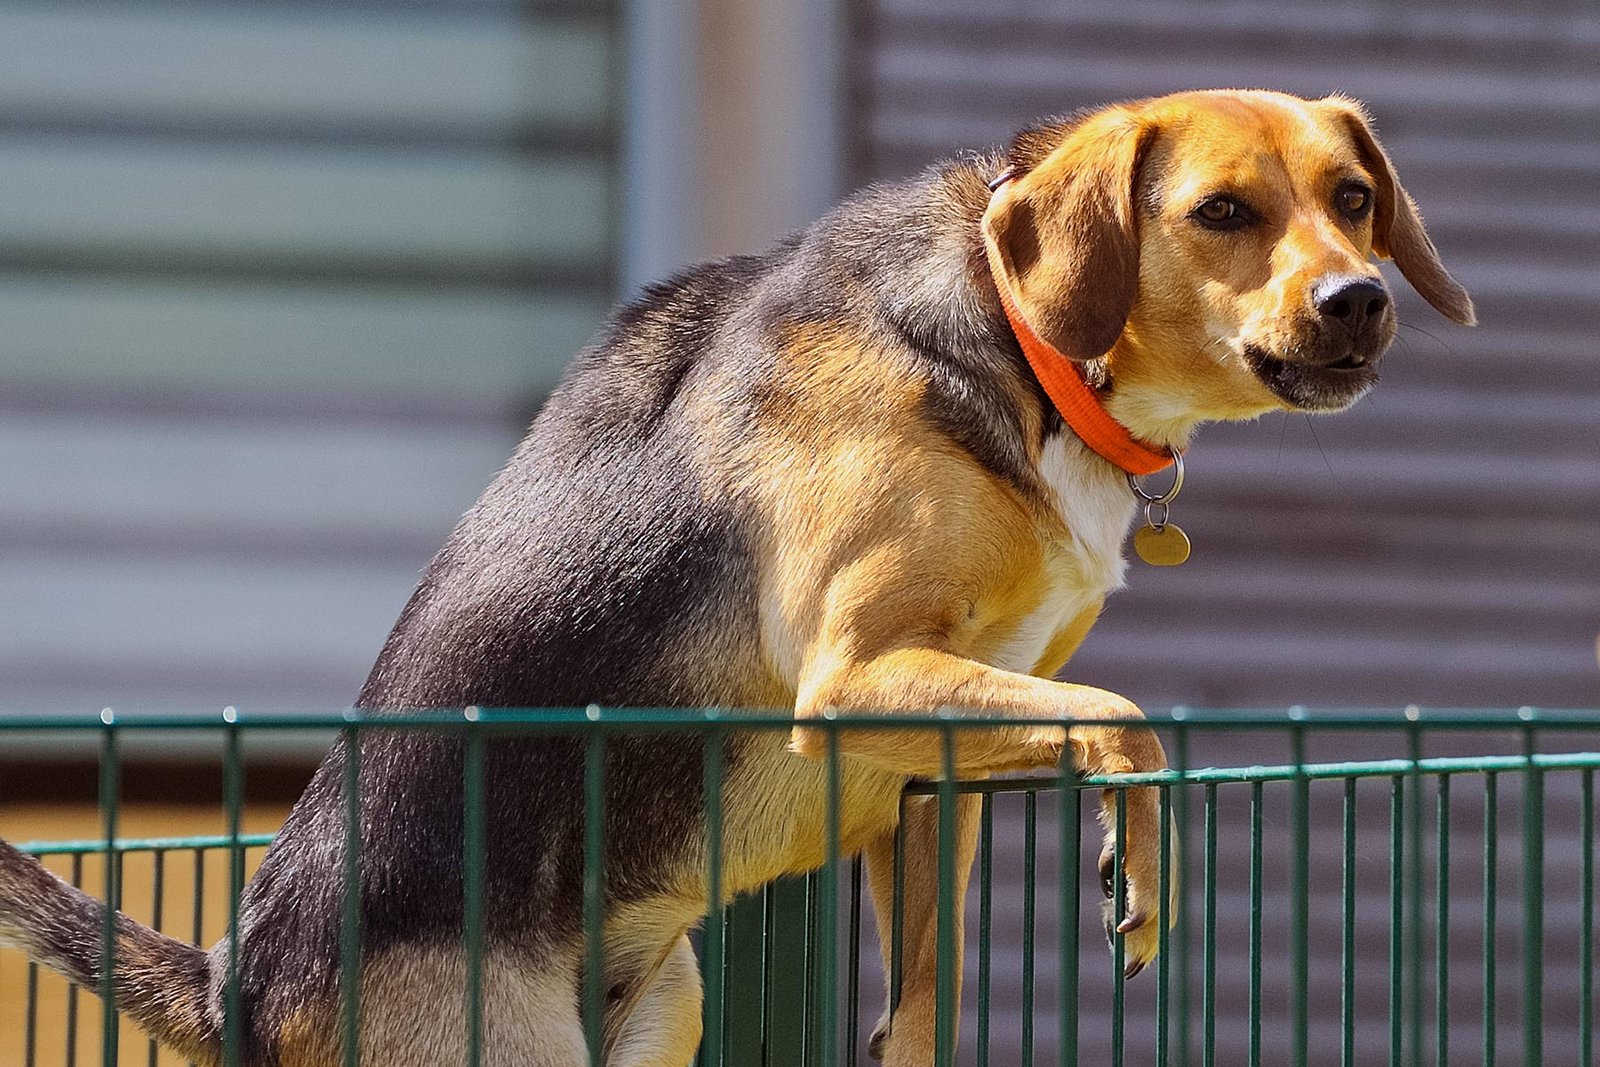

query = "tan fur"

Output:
[[863, 794, 983, 1066], [606, 936, 702, 1067], [312, 946, 589, 1067]]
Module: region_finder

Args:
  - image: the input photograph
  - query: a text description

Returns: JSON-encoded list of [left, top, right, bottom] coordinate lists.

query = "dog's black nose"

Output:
[[1314, 276, 1389, 333]]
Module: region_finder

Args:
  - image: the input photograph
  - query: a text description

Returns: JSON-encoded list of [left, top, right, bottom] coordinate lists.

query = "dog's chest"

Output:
[[986, 433, 1137, 674]]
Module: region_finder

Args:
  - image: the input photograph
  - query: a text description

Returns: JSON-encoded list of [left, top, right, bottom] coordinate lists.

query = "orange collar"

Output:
[[981, 227, 1176, 478]]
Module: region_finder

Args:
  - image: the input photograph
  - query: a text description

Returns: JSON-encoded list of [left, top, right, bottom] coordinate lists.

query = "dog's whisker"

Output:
[[1397, 320, 1461, 357]]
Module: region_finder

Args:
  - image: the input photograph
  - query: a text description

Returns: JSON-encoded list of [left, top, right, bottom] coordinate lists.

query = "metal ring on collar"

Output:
[[1126, 451, 1184, 505]]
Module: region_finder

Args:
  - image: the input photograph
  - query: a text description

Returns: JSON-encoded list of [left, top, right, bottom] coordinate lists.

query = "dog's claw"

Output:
[[1098, 849, 1116, 900], [1124, 957, 1147, 980], [1116, 911, 1147, 935]]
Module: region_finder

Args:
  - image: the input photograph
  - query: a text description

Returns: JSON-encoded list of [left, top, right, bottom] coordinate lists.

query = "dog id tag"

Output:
[[1133, 522, 1191, 567]]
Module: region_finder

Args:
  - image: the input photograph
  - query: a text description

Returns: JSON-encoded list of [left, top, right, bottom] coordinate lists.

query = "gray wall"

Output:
[[848, 2, 1600, 1062], [849, 0, 1600, 711]]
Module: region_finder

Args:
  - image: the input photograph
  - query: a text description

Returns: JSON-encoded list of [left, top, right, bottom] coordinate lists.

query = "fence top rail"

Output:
[[13, 750, 1599, 857], [906, 750, 1600, 794], [17, 832, 279, 857], [0, 707, 1597, 732]]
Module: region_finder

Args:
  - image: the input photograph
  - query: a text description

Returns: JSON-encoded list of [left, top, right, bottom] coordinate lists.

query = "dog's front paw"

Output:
[[1096, 790, 1178, 979]]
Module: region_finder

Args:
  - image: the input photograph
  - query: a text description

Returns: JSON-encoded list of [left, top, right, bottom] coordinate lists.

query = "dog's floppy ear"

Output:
[[982, 110, 1156, 361], [1333, 102, 1476, 326]]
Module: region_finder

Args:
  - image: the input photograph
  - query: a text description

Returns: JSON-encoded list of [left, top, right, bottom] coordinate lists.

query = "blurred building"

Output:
[[0, 0, 848, 729]]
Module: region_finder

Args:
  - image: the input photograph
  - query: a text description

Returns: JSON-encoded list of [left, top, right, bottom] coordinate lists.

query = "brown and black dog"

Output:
[[0, 90, 1471, 1065]]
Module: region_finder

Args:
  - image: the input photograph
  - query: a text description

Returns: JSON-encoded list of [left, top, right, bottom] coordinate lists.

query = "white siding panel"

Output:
[[0, 275, 608, 396], [0, 139, 610, 263], [0, 413, 515, 549], [0, 5, 610, 131], [1, 553, 405, 683]]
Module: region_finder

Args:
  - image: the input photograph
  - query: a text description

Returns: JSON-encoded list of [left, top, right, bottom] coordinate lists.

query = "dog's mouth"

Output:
[[1244, 345, 1378, 412]]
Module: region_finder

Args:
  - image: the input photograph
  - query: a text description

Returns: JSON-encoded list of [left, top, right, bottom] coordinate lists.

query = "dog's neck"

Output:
[[1098, 361, 1212, 454], [951, 162, 1215, 458], [858, 159, 1209, 463]]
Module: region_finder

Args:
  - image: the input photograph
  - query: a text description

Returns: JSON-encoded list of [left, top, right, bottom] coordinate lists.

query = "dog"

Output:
[[0, 89, 1472, 1065]]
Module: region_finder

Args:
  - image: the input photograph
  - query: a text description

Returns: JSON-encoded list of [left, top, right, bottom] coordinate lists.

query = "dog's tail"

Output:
[[0, 836, 221, 1064]]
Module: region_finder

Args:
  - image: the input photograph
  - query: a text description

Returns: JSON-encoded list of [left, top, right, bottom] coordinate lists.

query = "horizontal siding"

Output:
[[852, 2, 1600, 1062], [0, 3, 620, 719], [0, 276, 608, 398], [0, 139, 611, 267], [852, 0, 1600, 714], [0, 4, 612, 140], [1, 413, 513, 552], [1, 413, 518, 714]]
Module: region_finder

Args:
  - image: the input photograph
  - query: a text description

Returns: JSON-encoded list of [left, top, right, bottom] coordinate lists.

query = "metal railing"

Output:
[[2, 708, 1597, 1065]]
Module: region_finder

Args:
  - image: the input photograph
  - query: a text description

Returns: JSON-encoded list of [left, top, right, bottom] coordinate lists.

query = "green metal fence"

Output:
[[2, 709, 1597, 1065]]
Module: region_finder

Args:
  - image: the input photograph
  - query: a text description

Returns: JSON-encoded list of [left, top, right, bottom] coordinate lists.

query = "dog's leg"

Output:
[[792, 648, 1169, 973], [606, 934, 703, 1067], [861, 792, 982, 1065]]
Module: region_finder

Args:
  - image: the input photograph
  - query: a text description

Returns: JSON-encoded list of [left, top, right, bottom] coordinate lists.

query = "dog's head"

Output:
[[982, 90, 1473, 430]]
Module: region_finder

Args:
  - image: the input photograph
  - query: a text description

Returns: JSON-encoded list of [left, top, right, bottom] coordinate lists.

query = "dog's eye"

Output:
[[1192, 196, 1249, 231], [1336, 185, 1373, 220]]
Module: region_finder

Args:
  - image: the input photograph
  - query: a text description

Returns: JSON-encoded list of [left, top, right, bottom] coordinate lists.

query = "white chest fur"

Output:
[[987, 433, 1139, 674]]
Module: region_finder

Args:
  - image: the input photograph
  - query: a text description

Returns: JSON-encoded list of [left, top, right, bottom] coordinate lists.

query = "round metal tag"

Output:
[[1133, 523, 1191, 567]]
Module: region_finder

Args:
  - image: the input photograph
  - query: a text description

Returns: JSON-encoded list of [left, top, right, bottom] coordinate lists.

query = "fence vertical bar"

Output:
[[192, 846, 205, 945], [341, 726, 362, 1067], [934, 726, 957, 1067], [1022, 790, 1037, 1067], [1522, 725, 1544, 1067], [761, 884, 775, 1067], [190, 845, 204, 1067], [1290, 725, 1309, 1067], [1156, 782, 1172, 1067], [1202, 783, 1217, 1067], [99, 714, 120, 1066], [463, 712, 486, 1067], [150, 848, 166, 1067], [977, 795, 994, 1067], [846, 858, 863, 1067], [25, 960, 38, 1067], [1249, 781, 1263, 1067], [223, 713, 244, 1067], [1059, 781, 1081, 1067], [1389, 774, 1404, 1067], [1581, 768, 1593, 1067], [583, 723, 606, 1066], [1111, 788, 1127, 1067], [1173, 725, 1191, 1067], [704, 717, 727, 1067], [891, 801, 905, 1025], [1483, 772, 1497, 1067], [69, 853, 83, 1067], [805, 871, 821, 1067], [1436, 774, 1450, 1067], [819, 728, 840, 1067], [1341, 777, 1356, 1067], [1406, 726, 1423, 1066]]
